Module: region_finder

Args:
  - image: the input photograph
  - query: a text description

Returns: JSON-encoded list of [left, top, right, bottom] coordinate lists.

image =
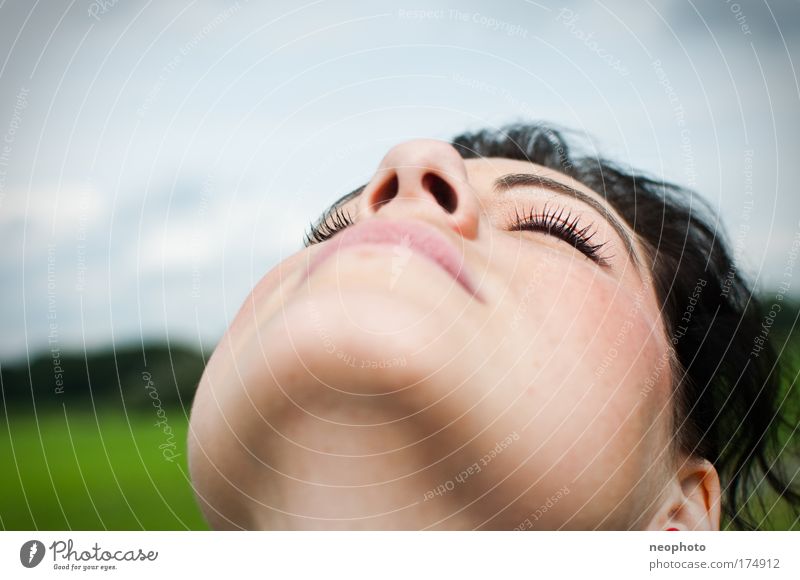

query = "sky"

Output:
[[0, 0, 798, 361]]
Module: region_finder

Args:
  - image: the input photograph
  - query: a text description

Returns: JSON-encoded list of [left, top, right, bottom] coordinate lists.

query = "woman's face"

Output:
[[188, 139, 677, 530]]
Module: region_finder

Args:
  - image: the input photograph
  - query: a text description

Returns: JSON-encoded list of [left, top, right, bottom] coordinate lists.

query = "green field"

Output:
[[0, 410, 208, 530]]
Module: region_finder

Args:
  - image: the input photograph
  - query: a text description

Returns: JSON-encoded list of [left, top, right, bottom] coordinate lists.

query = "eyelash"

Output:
[[303, 206, 354, 246], [304, 202, 611, 267], [510, 204, 610, 266]]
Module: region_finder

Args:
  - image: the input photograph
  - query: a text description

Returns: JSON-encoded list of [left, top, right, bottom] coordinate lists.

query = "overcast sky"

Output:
[[1, 0, 798, 361]]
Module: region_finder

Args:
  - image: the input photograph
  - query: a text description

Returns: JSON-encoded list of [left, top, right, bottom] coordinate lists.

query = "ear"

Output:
[[645, 457, 721, 531]]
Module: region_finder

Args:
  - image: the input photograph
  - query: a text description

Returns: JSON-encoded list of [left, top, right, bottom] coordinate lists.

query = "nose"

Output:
[[357, 139, 481, 239]]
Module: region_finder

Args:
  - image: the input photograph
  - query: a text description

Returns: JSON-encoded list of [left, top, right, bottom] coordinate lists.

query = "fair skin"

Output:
[[188, 139, 721, 530]]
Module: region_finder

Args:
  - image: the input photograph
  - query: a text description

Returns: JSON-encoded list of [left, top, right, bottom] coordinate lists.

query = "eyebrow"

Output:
[[494, 173, 641, 267]]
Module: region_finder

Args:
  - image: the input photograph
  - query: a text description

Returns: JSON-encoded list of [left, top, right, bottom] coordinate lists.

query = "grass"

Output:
[[0, 409, 208, 530]]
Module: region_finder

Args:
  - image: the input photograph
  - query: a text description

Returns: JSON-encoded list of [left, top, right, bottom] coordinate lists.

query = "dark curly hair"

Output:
[[451, 122, 799, 530]]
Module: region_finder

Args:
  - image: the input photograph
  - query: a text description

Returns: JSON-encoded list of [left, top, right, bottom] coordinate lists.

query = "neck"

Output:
[[248, 392, 473, 530]]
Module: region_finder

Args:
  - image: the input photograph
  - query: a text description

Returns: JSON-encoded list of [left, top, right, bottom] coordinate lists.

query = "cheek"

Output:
[[502, 256, 672, 522], [505, 253, 669, 418], [226, 248, 308, 339], [516, 266, 668, 424]]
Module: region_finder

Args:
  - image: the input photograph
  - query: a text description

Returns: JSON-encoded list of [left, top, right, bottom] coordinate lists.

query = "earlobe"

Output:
[[646, 457, 721, 531]]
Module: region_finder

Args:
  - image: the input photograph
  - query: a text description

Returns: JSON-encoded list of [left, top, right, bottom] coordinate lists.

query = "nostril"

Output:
[[370, 174, 398, 210], [422, 173, 458, 214]]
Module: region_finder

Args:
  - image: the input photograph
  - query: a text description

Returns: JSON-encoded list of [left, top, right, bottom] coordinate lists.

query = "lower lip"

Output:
[[302, 220, 481, 299]]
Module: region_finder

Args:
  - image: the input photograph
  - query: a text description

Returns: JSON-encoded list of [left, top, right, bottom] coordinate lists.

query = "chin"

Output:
[[262, 287, 476, 403], [270, 254, 478, 376]]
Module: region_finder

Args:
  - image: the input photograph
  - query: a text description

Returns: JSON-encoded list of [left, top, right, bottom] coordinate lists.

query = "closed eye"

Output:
[[509, 203, 611, 267], [303, 205, 354, 246], [303, 185, 365, 246]]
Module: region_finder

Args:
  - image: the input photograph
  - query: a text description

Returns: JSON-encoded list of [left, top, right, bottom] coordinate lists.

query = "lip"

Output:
[[302, 218, 482, 300]]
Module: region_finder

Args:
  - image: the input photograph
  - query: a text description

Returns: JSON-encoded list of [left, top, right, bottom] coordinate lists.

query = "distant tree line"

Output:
[[0, 343, 207, 412]]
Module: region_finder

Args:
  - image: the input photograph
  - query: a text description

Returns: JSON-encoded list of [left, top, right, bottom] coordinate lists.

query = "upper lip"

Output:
[[303, 218, 482, 300]]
